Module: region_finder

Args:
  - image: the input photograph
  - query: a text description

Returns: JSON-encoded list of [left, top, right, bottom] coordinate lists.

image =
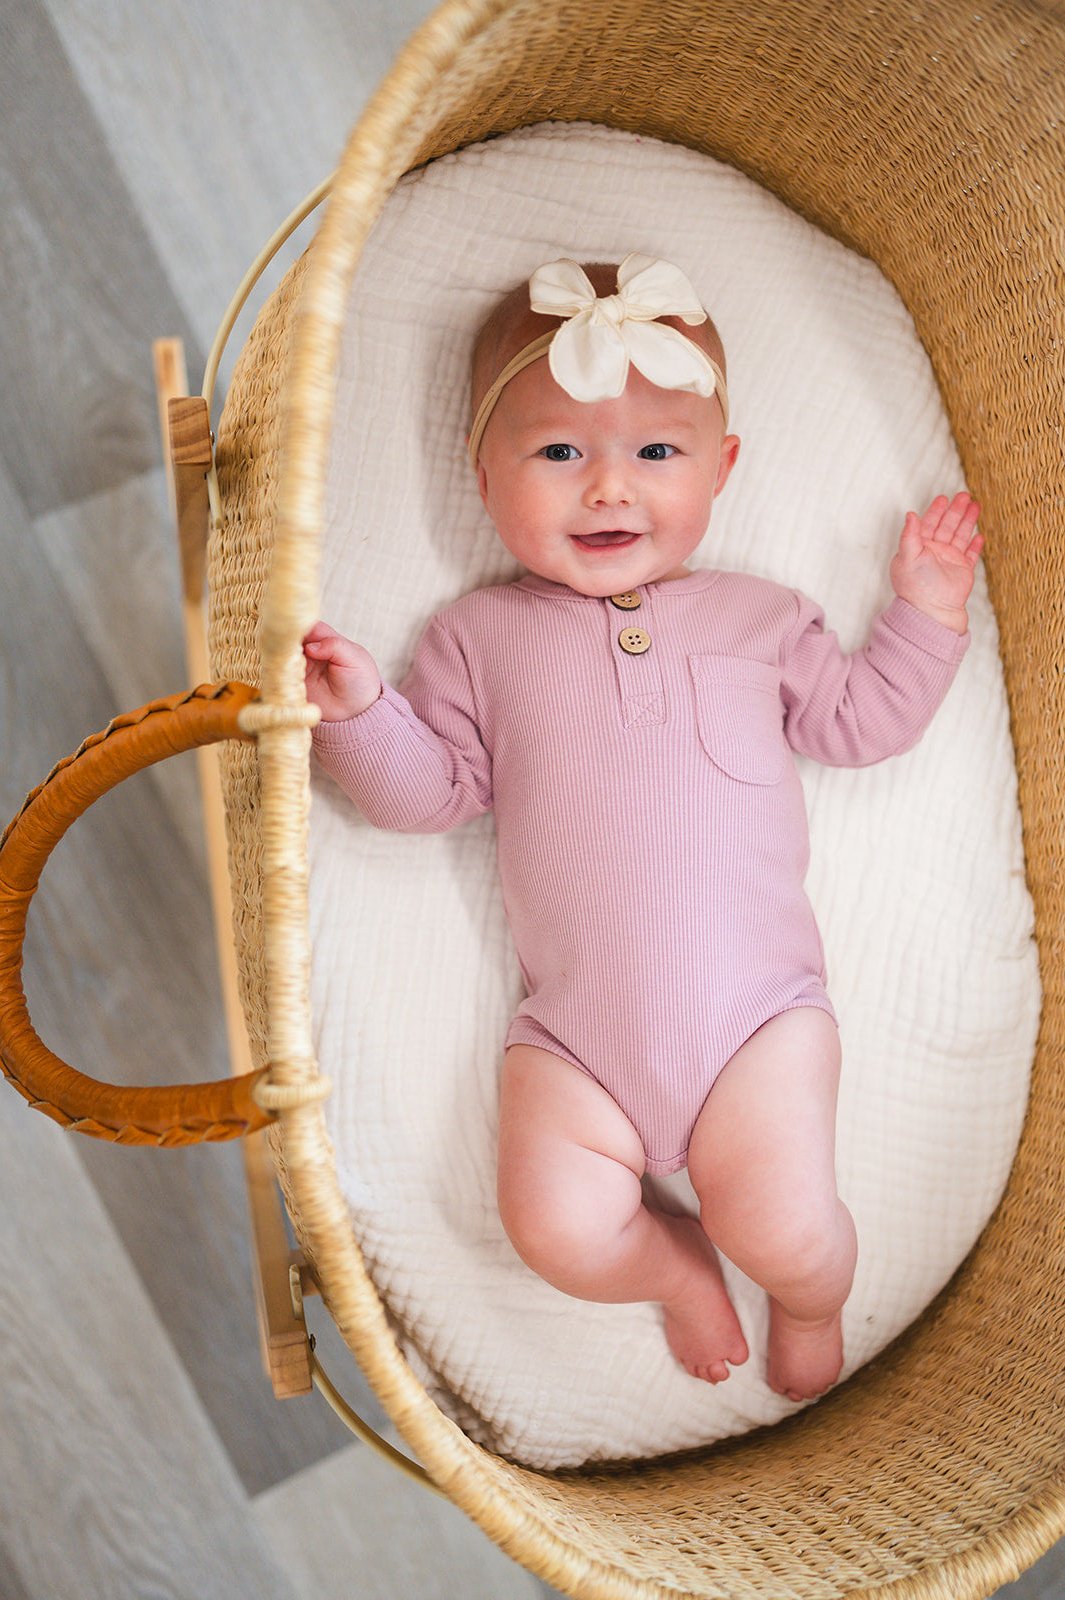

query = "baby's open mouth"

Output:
[[571, 531, 642, 549]]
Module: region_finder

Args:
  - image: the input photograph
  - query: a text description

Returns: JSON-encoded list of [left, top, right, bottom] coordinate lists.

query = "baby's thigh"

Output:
[[686, 1008, 843, 1216], [497, 1045, 647, 1249], [499, 1044, 646, 1179]]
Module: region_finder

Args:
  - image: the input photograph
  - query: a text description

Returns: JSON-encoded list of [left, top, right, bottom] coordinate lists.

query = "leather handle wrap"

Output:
[[0, 681, 274, 1146]]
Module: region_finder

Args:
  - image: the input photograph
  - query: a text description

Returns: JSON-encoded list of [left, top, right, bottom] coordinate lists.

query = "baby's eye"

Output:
[[638, 443, 676, 461], [539, 443, 580, 462]]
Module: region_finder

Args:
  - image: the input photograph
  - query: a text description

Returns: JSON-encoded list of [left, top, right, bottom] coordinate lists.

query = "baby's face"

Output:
[[476, 358, 739, 596]]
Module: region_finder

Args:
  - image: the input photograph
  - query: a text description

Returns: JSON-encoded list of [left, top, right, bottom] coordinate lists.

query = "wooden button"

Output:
[[609, 591, 642, 610], [618, 627, 651, 655]]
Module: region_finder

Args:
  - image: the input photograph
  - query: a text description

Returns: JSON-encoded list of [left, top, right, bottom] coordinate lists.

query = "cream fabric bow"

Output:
[[528, 253, 718, 403]]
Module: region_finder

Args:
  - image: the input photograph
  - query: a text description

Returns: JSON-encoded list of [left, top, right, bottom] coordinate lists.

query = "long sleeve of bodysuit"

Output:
[[310, 614, 493, 833], [312, 583, 971, 833], [780, 592, 971, 767]]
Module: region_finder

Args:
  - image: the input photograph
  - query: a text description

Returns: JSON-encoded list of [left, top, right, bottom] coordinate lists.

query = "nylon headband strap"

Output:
[[467, 334, 729, 469], [467, 333, 555, 469]]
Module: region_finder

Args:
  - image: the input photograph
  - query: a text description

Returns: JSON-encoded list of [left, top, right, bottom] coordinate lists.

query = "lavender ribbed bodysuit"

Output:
[[312, 567, 970, 1174]]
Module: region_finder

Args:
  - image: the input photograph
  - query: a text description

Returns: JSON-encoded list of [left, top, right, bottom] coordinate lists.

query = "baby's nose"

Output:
[[584, 456, 634, 506]]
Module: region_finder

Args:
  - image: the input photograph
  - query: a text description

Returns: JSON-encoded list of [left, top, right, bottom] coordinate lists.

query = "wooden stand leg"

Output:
[[152, 337, 313, 1397]]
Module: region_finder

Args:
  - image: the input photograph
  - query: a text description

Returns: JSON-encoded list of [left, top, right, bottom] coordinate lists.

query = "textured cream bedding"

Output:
[[309, 123, 1040, 1469]]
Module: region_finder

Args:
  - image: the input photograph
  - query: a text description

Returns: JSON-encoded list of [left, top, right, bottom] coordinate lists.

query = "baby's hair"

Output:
[[469, 261, 728, 429]]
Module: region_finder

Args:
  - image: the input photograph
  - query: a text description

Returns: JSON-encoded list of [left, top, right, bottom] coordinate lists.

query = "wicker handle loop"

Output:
[[0, 681, 275, 1146]]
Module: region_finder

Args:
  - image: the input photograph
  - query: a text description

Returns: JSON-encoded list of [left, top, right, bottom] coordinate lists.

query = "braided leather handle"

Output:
[[0, 681, 274, 1146]]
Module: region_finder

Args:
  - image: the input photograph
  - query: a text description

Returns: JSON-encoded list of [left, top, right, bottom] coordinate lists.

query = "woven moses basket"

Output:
[[1, 0, 1063, 1596]]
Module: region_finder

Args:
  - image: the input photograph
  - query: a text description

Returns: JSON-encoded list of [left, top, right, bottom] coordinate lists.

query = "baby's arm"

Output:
[[781, 495, 982, 766], [304, 616, 492, 833]]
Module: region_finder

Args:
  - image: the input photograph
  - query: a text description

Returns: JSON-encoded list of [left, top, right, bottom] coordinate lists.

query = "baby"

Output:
[[304, 255, 982, 1402]]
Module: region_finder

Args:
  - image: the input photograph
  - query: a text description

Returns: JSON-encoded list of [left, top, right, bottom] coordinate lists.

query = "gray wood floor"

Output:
[[0, 2, 1059, 1596]]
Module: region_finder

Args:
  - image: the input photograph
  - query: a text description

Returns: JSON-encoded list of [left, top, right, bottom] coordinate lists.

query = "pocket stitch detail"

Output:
[[689, 654, 787, 784]]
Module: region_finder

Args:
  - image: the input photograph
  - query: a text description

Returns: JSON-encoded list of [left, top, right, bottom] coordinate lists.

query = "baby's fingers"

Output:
[[302, 620, 359, 667], [924, 491, 978, 544], [965, 530, 985, 565], [303, 620, 337, 662], [303, 618, 336, 642], [943, 492, 980, 547]]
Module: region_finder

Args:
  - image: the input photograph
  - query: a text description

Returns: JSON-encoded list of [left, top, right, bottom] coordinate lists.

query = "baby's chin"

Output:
[[515, 533, 692, 595], [560, 536, 694, 593], [563, 530, 647, 586]]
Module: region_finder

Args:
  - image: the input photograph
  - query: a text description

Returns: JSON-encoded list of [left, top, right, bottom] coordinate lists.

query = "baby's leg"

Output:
[[687, 1008, 857, 1402], [498, 1043, 748, 1382]]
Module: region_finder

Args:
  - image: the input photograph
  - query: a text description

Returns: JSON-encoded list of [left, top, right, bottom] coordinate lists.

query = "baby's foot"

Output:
[[660, 1216, 749, 1383], [766, 1301, 844, 1402]]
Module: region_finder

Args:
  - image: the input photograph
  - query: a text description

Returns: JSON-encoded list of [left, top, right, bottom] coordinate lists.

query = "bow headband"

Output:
[[467, 254, 728, 468]]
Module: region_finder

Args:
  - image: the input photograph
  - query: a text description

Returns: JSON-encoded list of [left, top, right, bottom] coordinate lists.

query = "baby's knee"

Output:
[[777, 1201, 857, 1300], [498, 1150, 640, 1278], [705, 1194, 857, 1309], [497, 1172, 586, 1278]]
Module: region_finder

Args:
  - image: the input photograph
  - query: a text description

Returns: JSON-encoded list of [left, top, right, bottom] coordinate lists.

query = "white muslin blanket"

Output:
[[309, 123, 1040, 1469]]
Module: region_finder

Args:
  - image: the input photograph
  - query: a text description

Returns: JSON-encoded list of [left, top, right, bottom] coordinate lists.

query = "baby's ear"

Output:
[[714, 433, 741, 496]]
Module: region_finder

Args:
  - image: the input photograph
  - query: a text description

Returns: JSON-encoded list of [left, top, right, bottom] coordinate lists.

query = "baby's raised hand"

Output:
[[303, 620, 383, 721], [889, 492, 984, 631]]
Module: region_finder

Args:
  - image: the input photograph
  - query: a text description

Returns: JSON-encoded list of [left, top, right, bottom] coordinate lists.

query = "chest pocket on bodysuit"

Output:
[[688, 655, 787, 785]]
